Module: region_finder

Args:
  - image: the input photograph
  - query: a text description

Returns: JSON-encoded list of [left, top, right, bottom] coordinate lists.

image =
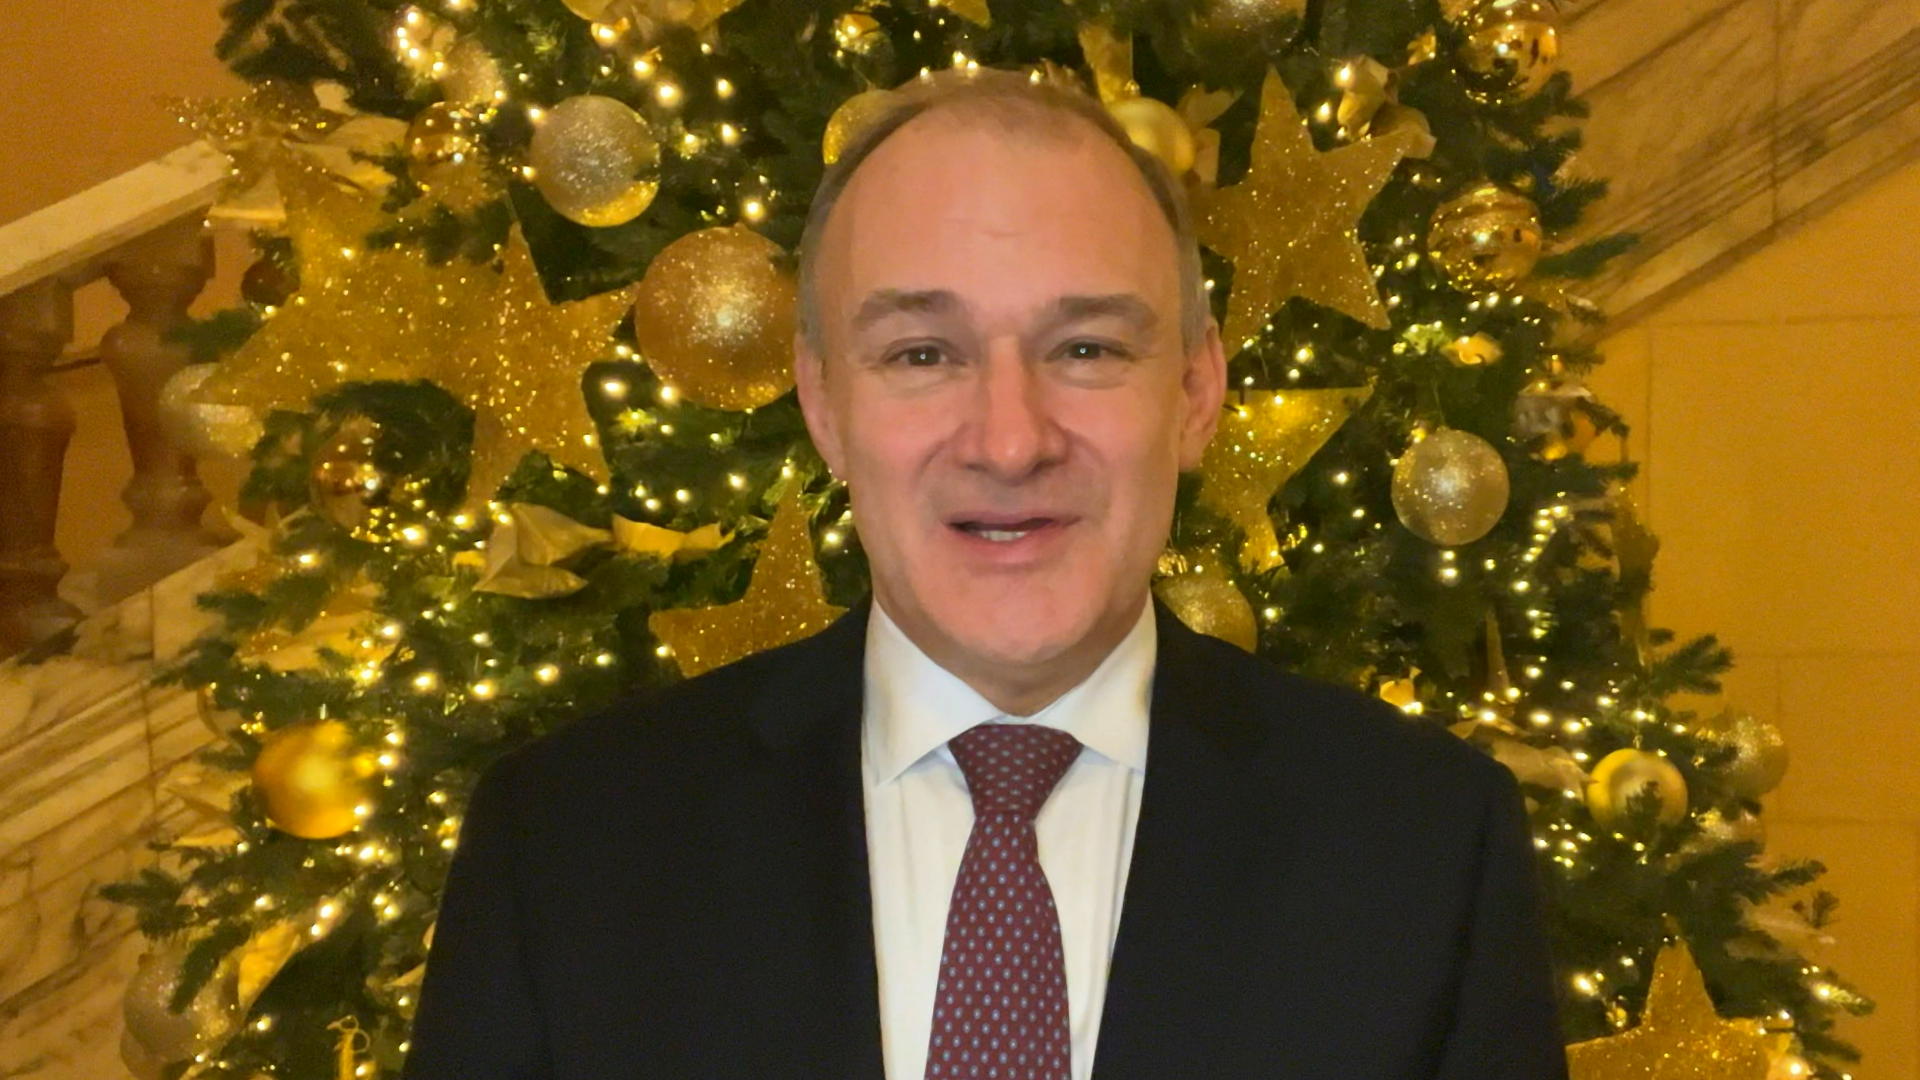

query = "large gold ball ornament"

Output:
[[251, 719, 379, 839], [160, 363, 263, 459], [1155, 572, 1259, 652], [1428, 182, 1544, 289], [1454, 0, 1560, 104], [121, 941, 242, 1079], [1199, 0, 1307, 36], [441, 36, 506, 108], [632, 225, 797, 410], [528, 94, 661, 227], [1587, 748, 1689, 828], [823, 87, 896, 165], [1390, 428, 1511, 546], [405, 102, 480, 181], [1703, 708, 1790, 799], [1108, 96, 1196, 176], [309, 414, 390, 534]]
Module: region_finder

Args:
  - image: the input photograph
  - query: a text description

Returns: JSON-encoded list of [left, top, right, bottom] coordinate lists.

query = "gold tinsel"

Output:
[[1197, 388, 1373, 571], [648, 492, 845, 677], [1567, 938, 1770, 1080], [1196, 69, 1415, 350]]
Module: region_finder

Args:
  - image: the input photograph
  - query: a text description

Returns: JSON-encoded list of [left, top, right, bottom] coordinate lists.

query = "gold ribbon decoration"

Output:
[[463, 502, 734, 598]]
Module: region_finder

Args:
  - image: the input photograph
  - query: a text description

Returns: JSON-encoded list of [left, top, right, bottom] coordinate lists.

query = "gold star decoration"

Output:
[[196, 156, 640, 501], [1196, 69, 1415, 352], [648, 491, 847, 678], [1198, 387, 1373, 572], [1568, 938, 1770, 1080]]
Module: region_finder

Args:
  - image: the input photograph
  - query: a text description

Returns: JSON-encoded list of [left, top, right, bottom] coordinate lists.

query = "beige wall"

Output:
[[1592, 159, 1920, 1076]]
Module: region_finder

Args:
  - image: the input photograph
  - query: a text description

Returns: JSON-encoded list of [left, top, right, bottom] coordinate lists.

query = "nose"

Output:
[[955, 340, 1068, 482]]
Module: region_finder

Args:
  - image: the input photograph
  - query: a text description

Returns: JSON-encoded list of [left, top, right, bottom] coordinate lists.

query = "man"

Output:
[[403, 69, 1568, 1080]]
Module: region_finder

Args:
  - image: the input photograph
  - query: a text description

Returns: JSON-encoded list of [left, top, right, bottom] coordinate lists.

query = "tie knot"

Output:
[[948, 722, 1083, 820]]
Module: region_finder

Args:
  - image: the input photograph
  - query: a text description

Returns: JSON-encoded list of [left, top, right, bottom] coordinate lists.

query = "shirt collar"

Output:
[[862, 594, 1157, 786]]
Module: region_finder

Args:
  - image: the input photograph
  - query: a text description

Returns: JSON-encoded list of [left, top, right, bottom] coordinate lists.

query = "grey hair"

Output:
[[794, 66, 1210, 359]]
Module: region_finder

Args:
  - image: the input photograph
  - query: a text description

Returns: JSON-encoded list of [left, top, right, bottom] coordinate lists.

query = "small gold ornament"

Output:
[[1109, 96, 1196, 176], [1155, 571, 1259, 651], [632, 225, 797, 410], [1429, 182, 1543, 289], [1701, 709, 1790, 799], [121, 940, 243, 1079], [159, 362, 262, 459], [1199, 0, 1307, 36], [823, 87, 897, 165], [1196, 69, 1415, 350], [405, 101, 479, 174], [441, 36, 506, 107], [1454, 0, 1561, 105], [1567, 937, 1769, 1080], [833, 10, 883, 54], [649, 492, 846, 677], [529, 94, 660, 227], [251, 719, 379, 839], [1390, 428, 1510, 546], [1443, 332, 1503, 367], [1587, 747, 1689, 828], [1514, 377, 1601, 461], [1198, 387, 1373, 571], [309, 414, 391, 534]]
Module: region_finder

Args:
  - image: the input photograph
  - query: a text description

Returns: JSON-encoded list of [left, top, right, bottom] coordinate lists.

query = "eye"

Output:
[[1059, 339, 1127, 362], [886, 344, 948, 368]]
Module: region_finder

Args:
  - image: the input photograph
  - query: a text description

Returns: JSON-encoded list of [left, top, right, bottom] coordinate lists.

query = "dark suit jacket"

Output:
[[402, 598, 1570, 1080]]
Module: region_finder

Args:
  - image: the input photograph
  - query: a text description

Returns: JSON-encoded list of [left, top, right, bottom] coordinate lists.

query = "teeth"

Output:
[[978, 529, 1030, 543]]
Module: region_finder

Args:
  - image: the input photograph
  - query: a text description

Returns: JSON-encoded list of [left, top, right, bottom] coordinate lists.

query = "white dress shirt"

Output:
[[861, 597, 1156, 1080]]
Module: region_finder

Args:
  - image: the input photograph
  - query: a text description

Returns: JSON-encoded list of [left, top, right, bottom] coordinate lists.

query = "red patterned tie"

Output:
[[925, 722, 1084, 1080]]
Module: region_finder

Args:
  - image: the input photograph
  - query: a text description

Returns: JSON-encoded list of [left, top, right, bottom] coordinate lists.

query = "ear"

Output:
[[793, 331, 847, 477], [1176, 318, 1229, 471]]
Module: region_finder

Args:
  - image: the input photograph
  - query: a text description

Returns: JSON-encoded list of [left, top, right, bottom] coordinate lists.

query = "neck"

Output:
[[876, 588, 1149, 717]]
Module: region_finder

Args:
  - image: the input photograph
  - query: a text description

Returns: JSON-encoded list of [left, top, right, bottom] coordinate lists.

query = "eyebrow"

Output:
[[847, 289, 1161, 336]]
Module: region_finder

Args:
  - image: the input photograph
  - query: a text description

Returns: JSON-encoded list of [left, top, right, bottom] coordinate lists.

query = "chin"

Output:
[[915, 573, 1104, 670]]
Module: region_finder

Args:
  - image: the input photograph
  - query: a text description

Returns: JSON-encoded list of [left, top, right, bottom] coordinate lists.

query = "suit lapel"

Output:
[[1090, 604, 1301, 1080], [747, 599, 887, 1080]]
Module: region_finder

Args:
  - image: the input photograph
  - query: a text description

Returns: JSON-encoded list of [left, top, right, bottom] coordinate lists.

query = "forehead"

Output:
[[817, 108, 1182, 330]]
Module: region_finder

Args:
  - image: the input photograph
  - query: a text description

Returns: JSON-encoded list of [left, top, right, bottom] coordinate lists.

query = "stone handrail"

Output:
[[0, 142, 231, 657]]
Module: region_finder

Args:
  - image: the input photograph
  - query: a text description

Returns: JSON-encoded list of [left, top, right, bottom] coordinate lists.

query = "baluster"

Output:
[[94, 217, 221, 604], [0, 279, 82, 655]]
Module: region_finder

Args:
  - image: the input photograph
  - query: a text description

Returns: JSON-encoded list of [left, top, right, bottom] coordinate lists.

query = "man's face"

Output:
[[795, 109, 1226, 684]]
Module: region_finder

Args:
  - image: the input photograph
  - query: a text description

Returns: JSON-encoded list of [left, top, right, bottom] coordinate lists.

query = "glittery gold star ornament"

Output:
[[1198, 386, 1373, 571], [194, 158, 470, 413], [648, 492, 847, 678], [435, 231, 639, 498], [1567, 939, 1770, 1080], [1197, 69, 1415, 351]]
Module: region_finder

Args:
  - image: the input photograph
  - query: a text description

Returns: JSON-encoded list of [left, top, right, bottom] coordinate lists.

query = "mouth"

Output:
[[947, 515, 1075, 545]]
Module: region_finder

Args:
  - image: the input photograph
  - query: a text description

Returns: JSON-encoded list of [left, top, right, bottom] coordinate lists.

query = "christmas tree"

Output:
[[105, 0, 1874, 1077]]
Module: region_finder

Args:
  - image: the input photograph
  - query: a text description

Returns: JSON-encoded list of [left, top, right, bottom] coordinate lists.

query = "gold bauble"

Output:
[[405, 101, 480, 171], [1108, 96, 1196, 176], [632, 225, 797, 410], [823, 87, 896, 165], [251, 719, 379, 839], [833, 11, 883, 54], [1390, 428, 1510, 546], [309, 414, 389, 534], [1455, 0, 1561, 105], [159, 363, 263, 459], [1199, 0, 1307, 36], [529, 94, 660, 227], [441, 36, 506, 108], [1587, 748, 1689, 828], [1703, 709, 1790, 799], [121, 941, 242, 1078], [1429, 182, 1543, 289], [1155, 572, 1259, 652]]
